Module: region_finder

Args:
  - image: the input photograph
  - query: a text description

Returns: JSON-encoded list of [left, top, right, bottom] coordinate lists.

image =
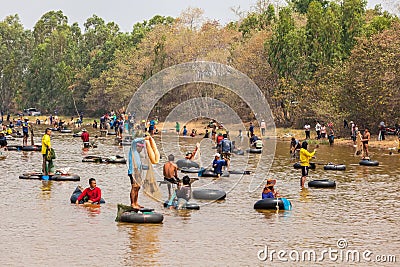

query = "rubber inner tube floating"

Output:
[[176, 159, 199, 169], [308, 179, 336, 188], [192, 189, 226, 200], [19, 172, 80, 181], [323, 163, 346, 171], [293, 162, 316, 169], [21, 145, 42, 152], [197, 168, 219, 177], [163, 201, 200, 210], [70, 186, 105, 204], [247, 148, 262, 154], [254, 198, 292, 210], [359, 159, 379, 166], [180, 167, 201, 173]]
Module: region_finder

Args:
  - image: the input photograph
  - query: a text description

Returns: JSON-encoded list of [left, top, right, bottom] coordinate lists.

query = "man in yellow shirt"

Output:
[[299, 141, 316, 188], [41, 128, 52, 175]]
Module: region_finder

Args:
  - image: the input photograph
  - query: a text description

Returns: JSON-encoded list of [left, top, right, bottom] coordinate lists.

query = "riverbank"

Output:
[[275, 127, 399, 151]]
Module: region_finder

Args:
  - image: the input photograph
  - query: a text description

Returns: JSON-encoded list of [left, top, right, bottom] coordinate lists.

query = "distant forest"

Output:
[[0, 0, 399, 130]]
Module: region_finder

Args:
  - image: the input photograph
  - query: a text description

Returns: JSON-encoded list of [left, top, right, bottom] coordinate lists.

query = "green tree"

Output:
[[0, 15, 32, 112]]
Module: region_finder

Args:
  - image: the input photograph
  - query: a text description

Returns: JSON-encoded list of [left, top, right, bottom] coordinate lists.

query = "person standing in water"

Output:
[[127, 134, 150, 209], [41, 128, 53, 175], [299, 141, 316, 188], [361, 128, 371, 159]]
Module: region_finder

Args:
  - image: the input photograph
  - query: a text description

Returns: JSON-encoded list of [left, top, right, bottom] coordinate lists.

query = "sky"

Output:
[[0, 0, 397, 32]]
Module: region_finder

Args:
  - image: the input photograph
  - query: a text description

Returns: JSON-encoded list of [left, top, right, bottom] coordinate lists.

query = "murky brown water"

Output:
[[1, 132, 399, 266]]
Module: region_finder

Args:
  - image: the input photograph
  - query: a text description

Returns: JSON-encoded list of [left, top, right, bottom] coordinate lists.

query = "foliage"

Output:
[[0, 2, 399, 131]]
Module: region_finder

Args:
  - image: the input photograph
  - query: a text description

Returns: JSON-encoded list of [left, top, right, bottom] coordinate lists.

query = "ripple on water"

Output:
[[0, 136, 399, 266]]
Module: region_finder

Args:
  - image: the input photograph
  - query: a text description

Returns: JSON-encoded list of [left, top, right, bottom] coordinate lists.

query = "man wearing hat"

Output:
[[22, 117, 29, 147], [212, 153, 226, 178], [127, 133, 150, 209], [81, 128, 90, 148], [262, 179, 280, 199]]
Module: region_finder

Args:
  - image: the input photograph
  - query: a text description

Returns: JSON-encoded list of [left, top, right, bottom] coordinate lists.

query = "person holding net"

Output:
[[127, 133, 150, 209]]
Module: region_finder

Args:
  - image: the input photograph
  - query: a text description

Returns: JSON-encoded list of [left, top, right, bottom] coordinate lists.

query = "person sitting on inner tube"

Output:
[[169, 175, 192, 210], [185, 143, 199, 160], [75, 178, 102, 204], [250, 133, 260, 148], [262, 179, 280, 199], [212, 153, 226, 178], [299, 141, 316, 188]]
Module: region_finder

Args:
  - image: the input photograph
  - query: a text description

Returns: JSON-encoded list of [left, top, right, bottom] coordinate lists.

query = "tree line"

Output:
[[0, 1, 399, 131]]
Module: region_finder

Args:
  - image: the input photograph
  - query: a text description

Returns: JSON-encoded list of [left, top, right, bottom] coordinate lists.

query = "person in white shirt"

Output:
[[260, 119, 266, 136], [315, 121, 321, 139], [304, 123, 311, 139]]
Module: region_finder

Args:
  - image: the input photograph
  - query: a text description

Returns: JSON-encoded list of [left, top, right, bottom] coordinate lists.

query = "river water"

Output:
[[0, 132, 399, 266]]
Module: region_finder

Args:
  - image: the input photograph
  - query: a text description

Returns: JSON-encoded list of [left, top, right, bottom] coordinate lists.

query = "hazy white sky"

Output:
[[0, 0, 396, 32]]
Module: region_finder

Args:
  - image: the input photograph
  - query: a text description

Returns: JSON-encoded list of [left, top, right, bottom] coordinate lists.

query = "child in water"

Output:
[[262, 179, 280, 199]]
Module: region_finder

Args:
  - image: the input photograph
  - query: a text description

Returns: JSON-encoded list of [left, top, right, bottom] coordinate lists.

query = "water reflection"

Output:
[[299, 188, 311, 203], [40, 180, 53, 200], [123, 224, 161, 265]]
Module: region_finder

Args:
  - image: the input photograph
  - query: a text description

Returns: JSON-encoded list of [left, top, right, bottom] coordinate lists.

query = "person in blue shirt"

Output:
[[22, 118, 30, 146], [248, 122, 254, 137], [127, 134, 150, 209], [182, 126, 188, 136], [220, 134, 232, 171], [212, 153, 226, 177], [262, 179, 280, 199]]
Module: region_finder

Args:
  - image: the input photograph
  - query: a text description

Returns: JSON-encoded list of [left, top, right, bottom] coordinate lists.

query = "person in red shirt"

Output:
[[81, 128, 90, 148], [75, 178, 102, 204]]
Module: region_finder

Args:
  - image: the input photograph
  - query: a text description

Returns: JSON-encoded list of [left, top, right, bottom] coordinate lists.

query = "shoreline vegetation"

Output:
[[1, 4, 399, 130], [21, 116, 399, 152]]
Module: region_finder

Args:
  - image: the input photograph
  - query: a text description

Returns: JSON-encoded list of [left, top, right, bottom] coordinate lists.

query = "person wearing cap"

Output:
[[163, 154, 179, 199], [22, 118, 30, 147], [75, 178, 102, 204], [260, 119, 266, 136], [262, 179, 280, 199], [127, 133, 150, 209], [81, 128, 90, 148], [212, 153, 226, 177], [299, 141, 316, 188]]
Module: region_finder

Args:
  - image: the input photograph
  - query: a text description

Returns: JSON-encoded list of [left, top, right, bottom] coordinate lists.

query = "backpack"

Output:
[[46, 148, 56, 161], [221, 139, 231, 152]]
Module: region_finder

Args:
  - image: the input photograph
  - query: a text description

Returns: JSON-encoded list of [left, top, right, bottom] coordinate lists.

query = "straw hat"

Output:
[[265, 179, 276, 187]]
